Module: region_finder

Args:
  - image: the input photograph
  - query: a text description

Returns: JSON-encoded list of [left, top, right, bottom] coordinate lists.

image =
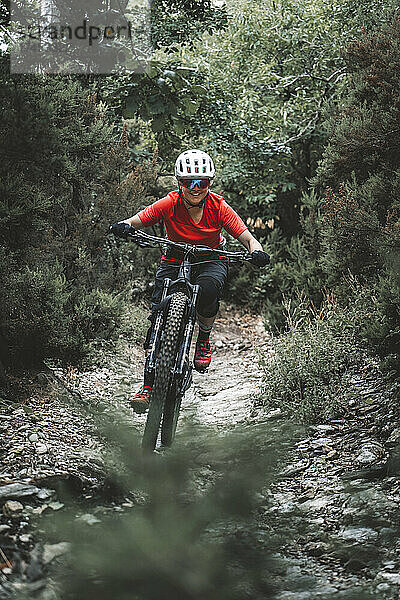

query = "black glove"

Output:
[[110, 222, 134, 239], [251, 250, 270, 267]]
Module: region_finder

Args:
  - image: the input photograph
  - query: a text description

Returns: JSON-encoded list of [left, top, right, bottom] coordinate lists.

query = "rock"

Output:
[[9, 581, 46, 594], [77, 513, 101, 525], [303, 541, 328, 557], [264, 408, 282, 420], [215, 340, 224, 349], [377, 572, 400, 585], [20, 534, 32, 543], [31, 505, 49, 515], [355, 442, 385, 466], [3, 500, 24, 516], [298, 496, 331, 512], [356, 447, 377, 466], [43, 542, 70, 565], [312, 424, 336, 432], [36, 488, 54, 500], [387, 428, 400, 445], [48, 501, 64, 511], [338, 527, 379, 543], [36, 444, 48, 455], [280, 461, 309, 478], [342, 463, 388, 481], [311, 437, 333, 447], [36, 372, 49, 385], [0, 524, 11, 533], [0, 483, 40, 499], [29, 433, 39, 443]]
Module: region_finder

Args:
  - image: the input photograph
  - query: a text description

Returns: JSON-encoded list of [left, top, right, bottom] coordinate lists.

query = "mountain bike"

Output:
[[126, 228, 253, 453]]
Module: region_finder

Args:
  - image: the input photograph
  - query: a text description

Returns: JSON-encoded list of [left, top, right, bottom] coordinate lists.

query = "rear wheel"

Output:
[[142, 292, 187, 452]]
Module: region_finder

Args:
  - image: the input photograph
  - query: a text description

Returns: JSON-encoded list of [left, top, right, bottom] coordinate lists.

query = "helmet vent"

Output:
[[175, 149, 215, 179]]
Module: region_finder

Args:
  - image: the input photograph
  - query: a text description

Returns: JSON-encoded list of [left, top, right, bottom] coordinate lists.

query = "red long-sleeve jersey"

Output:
[[138, 190, 247, 248]]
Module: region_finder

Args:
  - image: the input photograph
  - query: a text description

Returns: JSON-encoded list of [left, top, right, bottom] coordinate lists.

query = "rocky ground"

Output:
[[0, 305, 400, 599]]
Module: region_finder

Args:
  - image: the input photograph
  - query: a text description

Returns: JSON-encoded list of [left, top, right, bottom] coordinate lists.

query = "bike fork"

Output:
[[175, 284, 200, 379]]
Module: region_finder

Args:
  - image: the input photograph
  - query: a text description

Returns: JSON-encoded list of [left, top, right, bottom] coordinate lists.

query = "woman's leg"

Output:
[[193, 260, 228, 370], [196, 276, 221, 341]]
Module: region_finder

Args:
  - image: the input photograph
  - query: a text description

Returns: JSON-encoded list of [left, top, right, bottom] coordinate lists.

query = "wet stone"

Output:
[[3, 500, 24, 516], [36, 443, 48, 455], [338, 527, 379, 543], [0, 483, 40, 499], [43, 542, 70, 565]]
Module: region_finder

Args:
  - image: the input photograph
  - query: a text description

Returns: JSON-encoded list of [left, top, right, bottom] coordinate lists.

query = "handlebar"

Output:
[[126, 229, 253, 262]]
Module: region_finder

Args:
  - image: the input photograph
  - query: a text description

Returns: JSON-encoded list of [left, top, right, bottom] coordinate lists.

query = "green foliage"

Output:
[[181, 0, 399, 233], [0, 257, 128, 365], [151, 0, 228, 51], [0, 62, 158, 368], [236, 17, 400, 380], [43, 414, 287, 600], [260, 292, 369, 423]]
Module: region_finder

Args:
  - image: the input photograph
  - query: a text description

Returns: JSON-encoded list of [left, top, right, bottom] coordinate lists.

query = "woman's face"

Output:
[[179, 180, 210, 207]]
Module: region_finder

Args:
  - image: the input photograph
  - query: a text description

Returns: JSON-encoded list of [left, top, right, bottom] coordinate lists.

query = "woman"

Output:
[[111, 149, 270, 412]]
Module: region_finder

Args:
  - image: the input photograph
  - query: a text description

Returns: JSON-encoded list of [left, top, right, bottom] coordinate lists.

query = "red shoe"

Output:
[[130, 385, 152, 413], [194, 340, 212, 372]]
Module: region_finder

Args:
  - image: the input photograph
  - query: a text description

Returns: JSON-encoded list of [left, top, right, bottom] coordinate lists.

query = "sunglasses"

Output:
[[179, 178, 210, 190]]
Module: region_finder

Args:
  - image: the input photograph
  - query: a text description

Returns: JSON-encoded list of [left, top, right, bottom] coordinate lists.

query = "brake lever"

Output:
[[127, 231, 156, 248]]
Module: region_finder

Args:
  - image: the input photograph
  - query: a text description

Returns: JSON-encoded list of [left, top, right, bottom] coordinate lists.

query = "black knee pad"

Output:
[[197, 277, 220, 318]]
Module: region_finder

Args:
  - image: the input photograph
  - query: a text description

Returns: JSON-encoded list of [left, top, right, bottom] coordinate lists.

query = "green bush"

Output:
[[1, 262, 73, 366], [260, 291, 373, 423], [43, 418, 283, 600], [0, 62, 159, 369], [0, 259, 133, 365]]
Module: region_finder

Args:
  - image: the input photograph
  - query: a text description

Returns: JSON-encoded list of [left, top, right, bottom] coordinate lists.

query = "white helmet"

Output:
[[175, 149, 215, 179]]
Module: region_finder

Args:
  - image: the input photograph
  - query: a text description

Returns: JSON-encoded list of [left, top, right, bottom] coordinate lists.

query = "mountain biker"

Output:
[[110, 149, 270, 412]]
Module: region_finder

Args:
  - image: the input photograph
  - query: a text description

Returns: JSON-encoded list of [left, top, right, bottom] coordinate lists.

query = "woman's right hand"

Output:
[[110, 222, 135, 238]]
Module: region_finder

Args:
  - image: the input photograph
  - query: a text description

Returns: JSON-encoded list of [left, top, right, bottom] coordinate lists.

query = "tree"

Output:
[[180, 0, 399, 234], [263, 15, 400, 370], [0, 60, 157, 367]]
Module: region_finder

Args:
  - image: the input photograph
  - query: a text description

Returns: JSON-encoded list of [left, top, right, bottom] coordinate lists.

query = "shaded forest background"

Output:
[[0, 0, 399, 412]]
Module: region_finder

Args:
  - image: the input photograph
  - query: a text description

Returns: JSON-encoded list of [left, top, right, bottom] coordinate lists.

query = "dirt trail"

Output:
[[1, 305, 400, 599]]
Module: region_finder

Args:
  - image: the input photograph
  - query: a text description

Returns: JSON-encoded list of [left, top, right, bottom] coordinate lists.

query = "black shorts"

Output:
[[151, 258, 229, 309]]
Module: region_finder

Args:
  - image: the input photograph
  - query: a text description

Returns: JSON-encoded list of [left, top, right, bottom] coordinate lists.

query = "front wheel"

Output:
[[142, 292, 187, 452]]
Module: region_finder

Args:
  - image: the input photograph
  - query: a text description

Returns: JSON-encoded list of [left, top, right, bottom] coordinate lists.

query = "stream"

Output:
[[1, 305, 400, 599]]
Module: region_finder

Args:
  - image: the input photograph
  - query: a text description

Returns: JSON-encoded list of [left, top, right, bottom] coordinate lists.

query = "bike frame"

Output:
[[127, 229, 252, 397]]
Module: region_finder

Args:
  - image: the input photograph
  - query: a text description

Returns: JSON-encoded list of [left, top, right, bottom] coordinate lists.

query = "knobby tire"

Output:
[[161, 383, 183, 447], [142, 292, 187, 453]]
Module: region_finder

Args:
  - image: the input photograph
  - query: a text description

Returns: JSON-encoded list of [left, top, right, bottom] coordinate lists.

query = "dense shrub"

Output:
[[0, 61, 158, 369], [254, 18, 400, 379], [0, 260, 131, 365], [260, 289, 380, 423]]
